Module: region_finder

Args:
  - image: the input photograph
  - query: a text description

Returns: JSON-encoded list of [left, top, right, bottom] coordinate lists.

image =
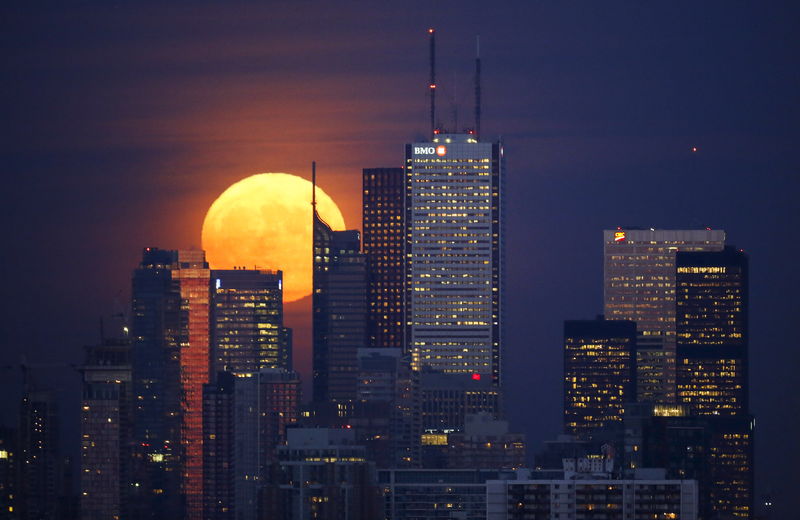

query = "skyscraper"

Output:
[[676, 247, 748, 415], [405, 133, 503, 384], [676, 247, 752, 518], [210, 269, 291, 376], [362, 167, 406, 351], [131, 248, 210, 519], [131, 248, 183, 518], [563, 318, 637, 440], [18, 386, 60, 520], [168, 250, 210, 519], [79, 339, 133, 520], [312, 169, 367, 406], [603, 228, 725, 402]]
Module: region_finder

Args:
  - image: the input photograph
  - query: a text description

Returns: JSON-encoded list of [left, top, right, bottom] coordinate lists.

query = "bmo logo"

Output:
[[414, 145, 447, 156]]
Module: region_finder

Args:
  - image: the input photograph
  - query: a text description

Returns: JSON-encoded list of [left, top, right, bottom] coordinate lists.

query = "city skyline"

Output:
[[2, 2, 798, 517]]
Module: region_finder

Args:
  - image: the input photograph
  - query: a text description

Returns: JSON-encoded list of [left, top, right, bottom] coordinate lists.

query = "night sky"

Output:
[[2, 1, 799, 514]]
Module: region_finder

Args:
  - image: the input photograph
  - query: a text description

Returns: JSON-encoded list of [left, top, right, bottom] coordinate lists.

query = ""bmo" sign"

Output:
[[414, 145, 447, 156]]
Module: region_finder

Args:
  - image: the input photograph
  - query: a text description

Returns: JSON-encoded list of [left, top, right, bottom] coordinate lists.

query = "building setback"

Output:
[[563, 319, 637, 440], [405, 133, 503, 384]]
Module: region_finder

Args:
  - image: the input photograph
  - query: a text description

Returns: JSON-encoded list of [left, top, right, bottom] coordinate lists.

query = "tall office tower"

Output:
[[676, 247, 752, 518], [603, 228, 725, 403], [312, 178, 367, 406], [204, 369, 301, 520], [79, 339, 133, 520], [563, 318, 637, 440], [676, 247, 748, 415], [131, 248, 210, 519], [362, 167, 406, 350], [131, 248, 183, 518], [0, 427, 15, 518], [18, 387, 60, 520], [210, 269, 291, 376], [171, 250, 210, 519], [405, 133, 503, 384]]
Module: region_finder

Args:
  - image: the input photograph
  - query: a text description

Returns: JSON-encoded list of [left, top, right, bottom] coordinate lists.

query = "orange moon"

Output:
[[201, 173, 345, 302]]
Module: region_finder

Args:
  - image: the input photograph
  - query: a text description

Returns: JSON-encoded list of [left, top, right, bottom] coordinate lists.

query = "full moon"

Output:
[[201, 173, 345, 302]]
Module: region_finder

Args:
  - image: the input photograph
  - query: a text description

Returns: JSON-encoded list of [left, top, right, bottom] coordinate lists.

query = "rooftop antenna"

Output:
[[429, 28, 436, 137], [311, 161, 317, 209], [474, 35, 481, 139], [451, 70, 459, 132]]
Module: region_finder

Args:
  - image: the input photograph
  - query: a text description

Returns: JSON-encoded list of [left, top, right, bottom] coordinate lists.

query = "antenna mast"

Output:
[[475, 35, 481, 139], [311, 161, 316, 209], [429, 28, 436, 136]]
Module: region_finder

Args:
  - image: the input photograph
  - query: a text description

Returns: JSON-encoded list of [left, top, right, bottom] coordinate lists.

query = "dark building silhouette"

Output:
[[210, 269, 291, 376], [130, 248, 184, 518], [79, 339, 133, 520], [0, 427, 16, 517], [312, 186, 367, 406], [263, 429, 381, 519], [623, 402, 754, 520], [351, 348, 421, 468], [18, 386, 60, 520], [563, 318, 637, 440], [419, 371, 502, 434], [203, 372, 234, 520], [203, 369, 301, 520], [362, 167, 406, 351]]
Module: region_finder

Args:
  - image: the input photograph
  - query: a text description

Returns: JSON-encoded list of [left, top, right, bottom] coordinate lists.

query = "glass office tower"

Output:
[[405, 133, 503, 385]]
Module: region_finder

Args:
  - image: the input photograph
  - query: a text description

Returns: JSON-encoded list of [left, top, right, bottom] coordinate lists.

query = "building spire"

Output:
[[311, 160, 317, 209]]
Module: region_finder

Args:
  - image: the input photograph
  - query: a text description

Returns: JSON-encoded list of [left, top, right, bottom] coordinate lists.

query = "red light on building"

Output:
[[471, 373, 481, 381], [429, 84, 437, 89], [436, 145, 447, 156]]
